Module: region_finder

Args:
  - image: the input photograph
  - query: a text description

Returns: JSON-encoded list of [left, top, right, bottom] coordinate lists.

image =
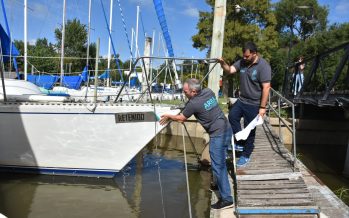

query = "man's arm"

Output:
[[159, 113, 187, 125], [259, 82, 271, 117], [217, 58, 237, 74]]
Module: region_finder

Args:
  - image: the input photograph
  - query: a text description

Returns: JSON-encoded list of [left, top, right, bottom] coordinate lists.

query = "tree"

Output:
[[54, 18, 88, 72], [274, 0, 328, 43], [192, 0, 278, 63], [28, 38, 59, 73], [13, 39, 58, 74]]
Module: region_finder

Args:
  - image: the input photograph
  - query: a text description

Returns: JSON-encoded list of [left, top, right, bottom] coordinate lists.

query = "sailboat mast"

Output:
[[135, 6, 139, 58], [24, 0, 27, 80], [86, 0, 91, 67], [107, 0, 113, 87], [60, 0, 66, 86]]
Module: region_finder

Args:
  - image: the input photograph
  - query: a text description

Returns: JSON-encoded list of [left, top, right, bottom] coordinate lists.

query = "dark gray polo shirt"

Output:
[[182, 88, 229, 136], [233, 57, 271, 105]]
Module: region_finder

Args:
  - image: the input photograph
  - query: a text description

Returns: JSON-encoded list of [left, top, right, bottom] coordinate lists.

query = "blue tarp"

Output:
[[130, 77, 138, 87], [27, 75, 59, 90], [98, 70, 110, 79], [153, 0, 174, 57], [62, 76, 83, 90], [112, 81, 126, 86], [81, 66, 88, 82], [0, 24, 19, 62]]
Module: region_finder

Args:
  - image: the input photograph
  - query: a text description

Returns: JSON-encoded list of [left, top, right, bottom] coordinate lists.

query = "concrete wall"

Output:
[[161, 118, 211, 164], [269, 117, 349, 146]]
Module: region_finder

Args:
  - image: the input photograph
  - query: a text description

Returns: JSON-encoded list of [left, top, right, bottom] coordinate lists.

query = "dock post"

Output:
[[208, 0, 226, 99], [343, 138, 349, 177]]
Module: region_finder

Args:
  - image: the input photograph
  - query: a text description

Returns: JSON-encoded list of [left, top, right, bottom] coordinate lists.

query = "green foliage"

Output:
[[334, 187, 349, 202], [192, 0, 278, 63], [286, 23, 349, 91], [54, 18, 88, 72], [13, 39, 58, 73], [274, 0, 328, 42]]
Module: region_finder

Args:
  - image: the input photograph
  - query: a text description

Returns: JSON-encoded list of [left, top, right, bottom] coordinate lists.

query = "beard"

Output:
[[241, 58, 252, 66]]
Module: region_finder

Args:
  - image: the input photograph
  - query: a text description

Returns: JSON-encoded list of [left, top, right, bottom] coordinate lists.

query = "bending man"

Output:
[[160, 78, 233, 210]]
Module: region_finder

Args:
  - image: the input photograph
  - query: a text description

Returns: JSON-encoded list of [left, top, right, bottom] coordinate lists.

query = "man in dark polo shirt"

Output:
[[218, 41, 271, 167], [159, 78, 234, 210]]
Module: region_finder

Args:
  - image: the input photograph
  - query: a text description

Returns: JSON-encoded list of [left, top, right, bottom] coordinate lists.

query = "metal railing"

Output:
[[267, 88, 297, 171], [114, 56, 218, 103]]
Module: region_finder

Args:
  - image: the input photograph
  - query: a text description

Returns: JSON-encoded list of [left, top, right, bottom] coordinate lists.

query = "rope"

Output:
[[181, 125, 192, 218], [116, 0, 134, 59], [154, 121, 166, 218]]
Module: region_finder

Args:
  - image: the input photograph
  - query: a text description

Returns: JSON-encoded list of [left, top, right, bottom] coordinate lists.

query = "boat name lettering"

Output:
[[117, 113, 145, 122], [115, 112, 157, 123]]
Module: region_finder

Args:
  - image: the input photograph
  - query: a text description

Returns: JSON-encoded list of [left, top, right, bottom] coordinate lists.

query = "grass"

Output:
[[334, 187, 349, 203], [156, 99, 184, 105], [218, 97, 230, 114]]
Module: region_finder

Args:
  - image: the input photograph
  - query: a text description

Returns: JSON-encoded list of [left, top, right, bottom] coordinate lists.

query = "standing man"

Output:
[[293, 56, 305, 96], [160, 78, 234, 210], [218, 41, 271, 167]]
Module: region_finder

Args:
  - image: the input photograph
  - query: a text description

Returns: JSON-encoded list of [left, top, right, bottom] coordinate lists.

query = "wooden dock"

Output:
[[210, 121, 349, 218]]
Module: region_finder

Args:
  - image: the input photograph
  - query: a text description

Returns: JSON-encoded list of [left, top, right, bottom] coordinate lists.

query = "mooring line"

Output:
[[181, 125, 193, 218]]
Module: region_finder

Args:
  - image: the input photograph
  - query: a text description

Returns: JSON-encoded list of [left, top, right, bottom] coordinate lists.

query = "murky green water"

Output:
[[297, 144, 349, 206], [0, 135, 212, 218]]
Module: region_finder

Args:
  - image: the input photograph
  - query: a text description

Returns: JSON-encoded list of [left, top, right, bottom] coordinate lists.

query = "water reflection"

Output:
[[0, 135, 211, 218]]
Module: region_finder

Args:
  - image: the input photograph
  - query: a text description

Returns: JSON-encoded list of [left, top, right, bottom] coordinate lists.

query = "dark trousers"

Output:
[[228, 99, 259, 158]]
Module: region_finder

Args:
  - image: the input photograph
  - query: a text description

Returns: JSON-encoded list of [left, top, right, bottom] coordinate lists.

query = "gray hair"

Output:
[[185, 78, 202, 92]]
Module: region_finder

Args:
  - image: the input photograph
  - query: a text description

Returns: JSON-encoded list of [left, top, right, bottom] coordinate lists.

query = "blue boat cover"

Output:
[[0, 24, 19, 62], [98, 70, 110, 79], [62, 76, 83, 90], [81, 66, 89, 82], [112, 81, 126, 86], [27, 75, 59, 90], [130, 77, 138, 87]]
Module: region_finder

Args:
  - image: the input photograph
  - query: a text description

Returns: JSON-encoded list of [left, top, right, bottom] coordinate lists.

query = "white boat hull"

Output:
[[0, 102, 178, 177]]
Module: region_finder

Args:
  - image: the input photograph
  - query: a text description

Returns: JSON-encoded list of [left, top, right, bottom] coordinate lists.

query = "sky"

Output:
[[1, 0, 348, 62]]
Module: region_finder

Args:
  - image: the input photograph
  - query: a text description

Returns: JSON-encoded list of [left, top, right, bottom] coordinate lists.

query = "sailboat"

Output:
[[0, 1, 180, 178]]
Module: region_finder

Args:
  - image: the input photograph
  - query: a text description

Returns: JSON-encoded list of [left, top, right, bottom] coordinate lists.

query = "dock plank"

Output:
[[232, 122, 319, 216]]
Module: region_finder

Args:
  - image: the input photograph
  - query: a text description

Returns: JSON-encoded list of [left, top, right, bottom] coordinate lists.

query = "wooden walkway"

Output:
[[211, 121, 320, 217], [235, 122, 319, 215]]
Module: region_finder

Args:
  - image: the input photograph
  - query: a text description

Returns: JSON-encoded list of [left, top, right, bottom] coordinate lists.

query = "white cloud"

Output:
[[182, 7, 199, 17], [29, 39, 37, 46], [335, 0, 349, 14]]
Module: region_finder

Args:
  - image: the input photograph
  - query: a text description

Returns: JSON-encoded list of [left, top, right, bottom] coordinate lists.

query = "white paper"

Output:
[[235, 115, 263, 141]]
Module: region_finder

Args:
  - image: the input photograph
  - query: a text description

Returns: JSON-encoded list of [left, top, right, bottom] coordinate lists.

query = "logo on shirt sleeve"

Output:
[[204, 97, 218, 111]]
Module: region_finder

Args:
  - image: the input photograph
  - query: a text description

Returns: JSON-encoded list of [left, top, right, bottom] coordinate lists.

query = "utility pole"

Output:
[[208, 0, 226, 99]]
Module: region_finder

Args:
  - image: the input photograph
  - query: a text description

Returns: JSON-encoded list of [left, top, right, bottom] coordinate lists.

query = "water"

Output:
[[0, 135, 212, 218], [297, 143, 349, 206]]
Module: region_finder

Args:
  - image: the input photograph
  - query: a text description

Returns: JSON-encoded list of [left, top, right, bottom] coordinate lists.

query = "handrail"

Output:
[[267, 87, 297, 171], [113, 56, 218, 103]]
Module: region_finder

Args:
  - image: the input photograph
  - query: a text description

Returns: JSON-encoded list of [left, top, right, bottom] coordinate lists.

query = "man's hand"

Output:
[[217, 57, 225, 65], [159, 114, 171, 126], [258, 108, 266, 117], [217, 57, 236, 74]]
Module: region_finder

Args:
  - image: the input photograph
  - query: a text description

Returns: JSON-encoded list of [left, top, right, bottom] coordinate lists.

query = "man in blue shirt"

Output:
[[160, 78, 234, 210], [218, 41, 271, 167]]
